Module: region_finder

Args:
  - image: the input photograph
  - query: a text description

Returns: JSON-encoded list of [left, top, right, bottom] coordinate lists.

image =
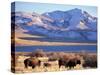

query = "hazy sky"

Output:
[[12, 1, 97, 17]]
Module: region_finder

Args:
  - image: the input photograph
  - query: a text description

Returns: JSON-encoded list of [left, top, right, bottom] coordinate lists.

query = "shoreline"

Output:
[[12, 51, 97, 54]]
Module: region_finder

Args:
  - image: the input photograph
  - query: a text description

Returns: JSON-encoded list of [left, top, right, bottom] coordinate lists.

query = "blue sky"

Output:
[[12, 2, 97, 17]]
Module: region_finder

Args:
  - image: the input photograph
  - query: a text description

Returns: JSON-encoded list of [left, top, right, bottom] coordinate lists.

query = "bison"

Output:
[[66, 59, 81, 69], [58, 58, 81, 69], [58, 59, 67, 68], [24, 57, 41, 69]]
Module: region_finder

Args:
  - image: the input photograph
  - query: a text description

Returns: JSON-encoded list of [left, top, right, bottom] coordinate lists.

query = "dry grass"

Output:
[[11, 51, 97, 73]]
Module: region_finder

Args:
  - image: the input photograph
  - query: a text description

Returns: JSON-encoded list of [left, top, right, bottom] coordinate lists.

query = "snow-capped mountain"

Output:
[[11, 8, 97, 41]]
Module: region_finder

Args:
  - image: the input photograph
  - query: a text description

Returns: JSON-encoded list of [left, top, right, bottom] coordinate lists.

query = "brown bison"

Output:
[[66, 59, 81, 69], [24, 57, 41, 69], [58, 58, 81, 69], [58, 59, 67, 68]]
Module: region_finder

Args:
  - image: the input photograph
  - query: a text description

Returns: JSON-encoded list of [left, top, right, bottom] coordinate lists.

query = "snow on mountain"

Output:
[[76, 21, 88, 30], [11, 8, 97, 41]]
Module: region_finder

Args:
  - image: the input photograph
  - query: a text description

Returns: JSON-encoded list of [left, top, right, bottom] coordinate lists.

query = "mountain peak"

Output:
[[12, 8, 97, 40]]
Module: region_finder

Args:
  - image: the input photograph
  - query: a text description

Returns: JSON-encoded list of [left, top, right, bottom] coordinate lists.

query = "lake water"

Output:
[[15, 45, 97, 52]]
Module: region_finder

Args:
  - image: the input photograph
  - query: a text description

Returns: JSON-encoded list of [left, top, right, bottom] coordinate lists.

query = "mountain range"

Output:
[[11, 8, 97, 42]]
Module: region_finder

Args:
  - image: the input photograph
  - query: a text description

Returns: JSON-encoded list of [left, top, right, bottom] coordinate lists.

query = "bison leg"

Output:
[[24, 63, 28, 68], [58, 63, 60, 68], [32, 65, 35, 69], [24, 60, 28, 68], [38, 60, 41, 66]]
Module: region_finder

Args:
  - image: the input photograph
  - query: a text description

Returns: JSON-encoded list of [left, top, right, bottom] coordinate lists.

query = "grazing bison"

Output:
[[58, 58, 81, 69], [58, 59, 67, 68], [24, 57, 41, 69], [66, 60, 76, 69], [66, 59, 81, 69]]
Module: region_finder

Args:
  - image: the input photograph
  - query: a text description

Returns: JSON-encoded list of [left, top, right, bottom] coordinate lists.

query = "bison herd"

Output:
[[24, 54, 97, 70], [24, 56, 82, 70]]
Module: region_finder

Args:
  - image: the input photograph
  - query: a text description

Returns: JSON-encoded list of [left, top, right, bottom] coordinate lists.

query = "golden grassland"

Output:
[[11, 52, 97, 73]]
